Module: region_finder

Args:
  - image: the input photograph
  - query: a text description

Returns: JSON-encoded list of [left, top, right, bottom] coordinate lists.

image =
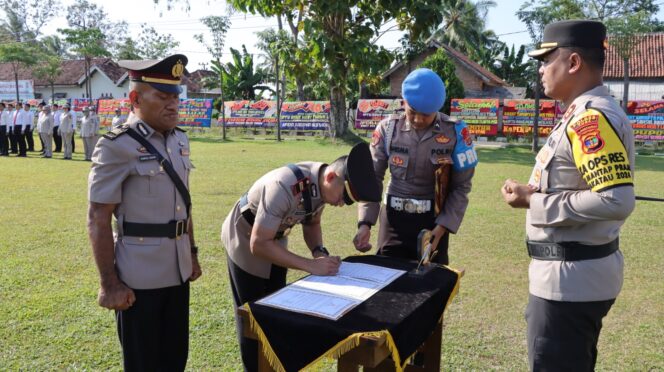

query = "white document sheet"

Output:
[[255, 261, 406, 320], [256, 287, 360, 320]]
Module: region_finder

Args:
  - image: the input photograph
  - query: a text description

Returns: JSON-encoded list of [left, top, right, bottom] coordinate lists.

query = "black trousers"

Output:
[[116, 282, 190, 372], [0, 126, 7, 155], [12, 126, 26, 156], [377, 200, 450, 265], [71, 132, 76, 152], [53, 126, 62, 152], [25, 126, 34, 151], [227, 255, 287, 372], [9, 127, 18, 153], [526, 294, 615, 372]]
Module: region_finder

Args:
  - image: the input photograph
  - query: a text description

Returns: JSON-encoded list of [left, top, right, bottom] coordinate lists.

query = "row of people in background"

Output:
[[0, 102, 102, 161]]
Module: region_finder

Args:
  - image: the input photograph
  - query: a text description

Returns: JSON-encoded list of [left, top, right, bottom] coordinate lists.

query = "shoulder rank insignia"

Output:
[[137, 122, 150, 137], [103, 125, 129, 140]]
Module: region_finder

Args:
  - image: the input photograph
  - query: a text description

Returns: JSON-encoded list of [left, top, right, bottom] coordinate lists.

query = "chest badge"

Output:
[[139, 154, 158, 162], [434, 134, 450, 144], [137, 147, 148, 153], [310, 184, 318, 198], [391, 155, 405, 167], [180, 148, 190, 156]]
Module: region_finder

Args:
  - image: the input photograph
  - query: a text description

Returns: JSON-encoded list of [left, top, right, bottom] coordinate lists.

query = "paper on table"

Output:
[[292, 274, 384, 301], [336, 262, 405, 284], [256, 286, 360, 320]]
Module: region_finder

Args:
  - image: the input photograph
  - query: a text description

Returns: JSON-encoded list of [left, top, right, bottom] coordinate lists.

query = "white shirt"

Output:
[[0, 110, 9, 127], [20, 109, 35, 127], [80, 114, 99, 137], [53, 110, 62, 126], [111, 115, 124, 127]]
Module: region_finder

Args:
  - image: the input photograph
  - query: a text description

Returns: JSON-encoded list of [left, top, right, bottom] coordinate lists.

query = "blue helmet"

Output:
[[401, 68, 446, 114]]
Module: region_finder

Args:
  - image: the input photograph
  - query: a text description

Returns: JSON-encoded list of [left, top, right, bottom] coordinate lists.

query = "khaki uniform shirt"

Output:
[[222, 162, 326, 279], [88, 117, 195, 289], [59, 112, 74, 134], [37, 112, 53, 134], [80, 115, 99, 137], [526, 85, 635, 301], [359, 113, 474, 233]]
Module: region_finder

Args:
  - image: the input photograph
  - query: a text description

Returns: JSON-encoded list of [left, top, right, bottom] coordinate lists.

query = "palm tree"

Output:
[[222, 45, 273, 100], [432, 0, 496, 56]]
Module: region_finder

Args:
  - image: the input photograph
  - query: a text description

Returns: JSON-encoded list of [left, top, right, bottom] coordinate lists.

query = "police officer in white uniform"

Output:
[[88, 54, 201, 371], [501, 20, 635, 370], [80, 106, 99, 161], [37, 105, 54, 158], [355, 68, 477, 264], [58, 104, 74, 159], [222, 143, 380, 371]]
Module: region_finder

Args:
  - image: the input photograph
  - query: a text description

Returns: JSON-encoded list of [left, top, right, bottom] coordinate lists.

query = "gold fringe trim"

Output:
[[246, 305, 286, 372]]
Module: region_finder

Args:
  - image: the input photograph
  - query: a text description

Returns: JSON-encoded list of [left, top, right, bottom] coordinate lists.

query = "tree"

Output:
[[0, 0, 60, 42], [221, 45, 272, 100], [431, 0, 497, 58], [195, 15, 231, 139], [116, 37, 143, 60], [65, 0, 128, 56], [491, 44, 530, 88], [230, 0, 446, 138], [138, 25, 179, 59], [0, 42, 39, 101], [605, 12, 654, 112], [419, 49, 465, 114], [39, 35, 73, 59], [59, 27, 111, 99], [33, 53, 63, 103]]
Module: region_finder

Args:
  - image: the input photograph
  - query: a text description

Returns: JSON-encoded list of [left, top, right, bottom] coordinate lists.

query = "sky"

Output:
[[40, 0, 664, 71]]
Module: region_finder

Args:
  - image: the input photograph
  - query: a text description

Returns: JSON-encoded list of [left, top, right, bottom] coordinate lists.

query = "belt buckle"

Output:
[[404, 200, 416, 213], [174, 220, 185, 239]]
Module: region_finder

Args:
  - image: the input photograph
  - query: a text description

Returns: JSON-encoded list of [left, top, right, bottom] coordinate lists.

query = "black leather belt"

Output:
[[239, 194, 289, 239], [123, 219, 188, 239], [526, 238, 619, 261]]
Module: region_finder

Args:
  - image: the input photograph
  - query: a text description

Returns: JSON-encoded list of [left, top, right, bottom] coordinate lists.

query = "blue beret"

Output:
[[401, 68, 446, 114]]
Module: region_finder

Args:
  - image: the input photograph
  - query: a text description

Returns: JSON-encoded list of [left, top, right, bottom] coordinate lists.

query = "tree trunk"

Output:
[[13, 69, 19, 102], [532, 60, 541, 153], [296, 78, 305, 101], [276, 54, 281, 141], [330, 80, 347, 137], [220, 72, 226, 140], [51, 82, 55, 103], [622, 57, 629, 113]]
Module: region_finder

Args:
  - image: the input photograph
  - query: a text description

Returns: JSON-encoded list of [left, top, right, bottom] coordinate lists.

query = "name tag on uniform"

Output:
[[139, 154, 158, 162], [528, 124, 563, 189]]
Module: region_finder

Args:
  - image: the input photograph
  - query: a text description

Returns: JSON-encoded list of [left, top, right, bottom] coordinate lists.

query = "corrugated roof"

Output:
[[604, 33, 664, 79]]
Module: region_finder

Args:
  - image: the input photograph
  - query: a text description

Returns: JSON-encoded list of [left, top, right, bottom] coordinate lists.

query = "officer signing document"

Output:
[[501, 20, 635, 370], [87, 54, 202, 371]]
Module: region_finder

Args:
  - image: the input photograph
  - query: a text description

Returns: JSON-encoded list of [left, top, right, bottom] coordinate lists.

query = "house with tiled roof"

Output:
[[0, 58, 205, 102], [603, 33, 664, 101], [381, 40, 526, 100]]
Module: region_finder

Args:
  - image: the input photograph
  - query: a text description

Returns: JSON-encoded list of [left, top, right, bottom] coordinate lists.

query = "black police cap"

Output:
[[529, 20, 607, 60], [118, 54, 188, 94], [343, 142, 381, 205]]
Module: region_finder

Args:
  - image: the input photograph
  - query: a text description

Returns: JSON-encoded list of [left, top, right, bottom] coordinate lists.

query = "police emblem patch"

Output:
[[569, 114, 604, 154], [461, 127, 473, 146], [137, 147, 148, 153], [435, 134, 451, 144], [391, 155, 405, 166]]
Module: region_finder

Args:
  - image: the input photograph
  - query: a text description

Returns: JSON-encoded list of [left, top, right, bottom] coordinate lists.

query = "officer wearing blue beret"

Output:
[[355, 68, 477, 265], [88, 54, 201, 371], [501, 20, 635, 370]]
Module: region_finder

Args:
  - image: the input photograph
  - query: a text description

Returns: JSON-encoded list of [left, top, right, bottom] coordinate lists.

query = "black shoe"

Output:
[[17, 154, 27, 157]]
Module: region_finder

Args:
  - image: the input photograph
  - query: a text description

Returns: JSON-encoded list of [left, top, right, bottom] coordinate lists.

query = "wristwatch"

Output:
[[357, 220, 373, 229], [312, 245, 329, 256]]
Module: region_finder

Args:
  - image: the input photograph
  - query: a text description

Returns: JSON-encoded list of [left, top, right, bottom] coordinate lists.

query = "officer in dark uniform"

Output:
[[501, 20, 635, 370], [88, 54, 201, 371], [355, 68, 477, 264], [221, 143, 381, 371]]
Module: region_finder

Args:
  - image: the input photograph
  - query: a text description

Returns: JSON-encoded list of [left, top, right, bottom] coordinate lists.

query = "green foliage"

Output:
[[194, 16, 231, 61], [420, 49, 465, 114], [431, 0, 498, 58], [0, 0, 59, 42], [218, 45, 272, 100], [116, 25, 180, 60], [59, 28, 110, 60], [0, 41, 39, 100], [229, 0, 446, 135], [492, 44, 531, 88]]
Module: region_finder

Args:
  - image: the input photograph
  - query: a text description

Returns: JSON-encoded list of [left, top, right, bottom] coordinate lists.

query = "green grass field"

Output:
[[1, 135, 662, 371]]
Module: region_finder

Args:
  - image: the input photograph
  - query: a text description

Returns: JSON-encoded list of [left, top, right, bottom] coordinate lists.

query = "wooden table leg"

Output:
[[257, 338, 274, 372]]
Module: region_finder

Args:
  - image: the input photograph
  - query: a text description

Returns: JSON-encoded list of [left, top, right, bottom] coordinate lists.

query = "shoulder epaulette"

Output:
[[175, 126, 186, 132], [103, 125, 129, 140]]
